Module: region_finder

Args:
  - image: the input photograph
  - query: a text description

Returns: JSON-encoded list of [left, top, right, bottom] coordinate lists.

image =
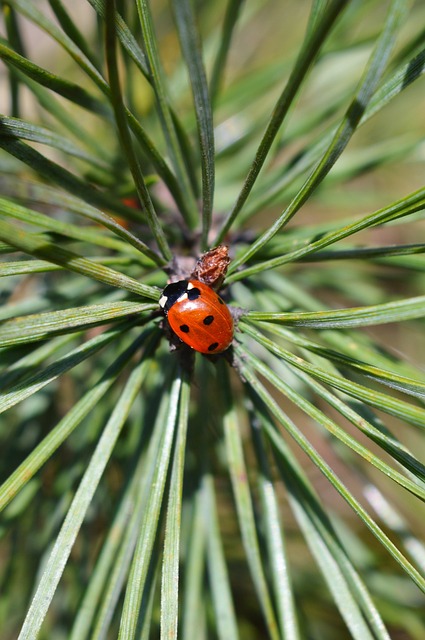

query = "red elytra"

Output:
[[159, 279, 234, 354]]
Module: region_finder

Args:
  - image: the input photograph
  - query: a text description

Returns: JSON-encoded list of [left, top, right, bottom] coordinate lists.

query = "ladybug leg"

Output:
[[161, 317, 184, 351]]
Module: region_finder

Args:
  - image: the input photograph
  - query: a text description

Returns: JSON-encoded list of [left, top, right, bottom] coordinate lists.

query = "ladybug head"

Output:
[[159, 280, 203, 314], [159, 280, 190, 314]]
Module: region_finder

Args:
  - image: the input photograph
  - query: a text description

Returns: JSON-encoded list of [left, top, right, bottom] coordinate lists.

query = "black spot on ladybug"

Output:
[[187, 287, 201, 301], [203, 315, 214, 325], [180, 324, 190, 333], [208, 342, 219, 352]]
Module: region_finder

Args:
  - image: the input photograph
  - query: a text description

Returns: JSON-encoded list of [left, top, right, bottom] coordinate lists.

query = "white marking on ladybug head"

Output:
[[177, 293, 188, 302], [159, 295, 168, 308], [187, 282, 194, 289]]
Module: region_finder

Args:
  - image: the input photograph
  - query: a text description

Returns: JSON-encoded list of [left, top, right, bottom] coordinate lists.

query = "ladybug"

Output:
[[159, 279, 234, 354]]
